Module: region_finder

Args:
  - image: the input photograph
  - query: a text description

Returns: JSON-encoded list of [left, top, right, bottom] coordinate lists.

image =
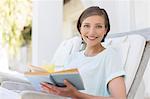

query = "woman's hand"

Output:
[[41, 80, 79, 98]]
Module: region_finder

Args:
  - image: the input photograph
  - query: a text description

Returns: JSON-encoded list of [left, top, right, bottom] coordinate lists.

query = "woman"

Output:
[[41, 6, 127, 99]]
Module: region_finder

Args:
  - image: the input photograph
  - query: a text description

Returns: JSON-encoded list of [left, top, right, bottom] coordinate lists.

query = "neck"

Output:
[[84, 44, 105, 57]]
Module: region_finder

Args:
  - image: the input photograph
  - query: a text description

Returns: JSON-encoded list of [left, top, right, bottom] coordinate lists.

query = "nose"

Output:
[[89, 27, 96, 35]]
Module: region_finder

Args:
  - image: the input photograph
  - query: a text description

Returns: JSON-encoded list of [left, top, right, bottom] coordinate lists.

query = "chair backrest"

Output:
[[127, 40, 150, 99], [51, 34, 146, 94], [105, 34, 146, 94], [50, 36, 82, 66]]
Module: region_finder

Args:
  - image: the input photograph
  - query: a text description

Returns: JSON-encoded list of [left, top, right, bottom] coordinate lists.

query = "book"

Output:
[[27, 64, 56, 72], [24, 66, 85, 91], [27, 64, 47, 72]]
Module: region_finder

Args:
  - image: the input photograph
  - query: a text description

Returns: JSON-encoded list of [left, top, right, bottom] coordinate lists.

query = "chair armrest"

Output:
[[1, 81, 35, 91], [0, 71, 29, 84], [20, 91, 65, 99]]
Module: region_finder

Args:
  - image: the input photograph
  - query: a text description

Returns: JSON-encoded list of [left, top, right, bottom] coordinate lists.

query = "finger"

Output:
[[49, 86, 62, 95], [41, 82, 65, 95], [41, 83, 55, 91], [40, 82, 53, 88], [64, 80, 74, 88], [41, 85, 51, 93], [41, 84, 59, 95]]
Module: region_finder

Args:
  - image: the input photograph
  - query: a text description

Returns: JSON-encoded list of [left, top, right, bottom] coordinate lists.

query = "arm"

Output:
[[72, 77, 126, 99], [107, 76, 126, 99], [41, 77, 126, 99]]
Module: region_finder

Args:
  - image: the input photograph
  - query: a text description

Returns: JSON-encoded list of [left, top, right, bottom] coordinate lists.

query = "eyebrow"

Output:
[[82, 23, 90, 24], [82, 23, 105, 25]]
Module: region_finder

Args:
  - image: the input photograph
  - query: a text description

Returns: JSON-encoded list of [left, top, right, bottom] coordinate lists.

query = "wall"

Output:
[[32, 0, 63, 65]]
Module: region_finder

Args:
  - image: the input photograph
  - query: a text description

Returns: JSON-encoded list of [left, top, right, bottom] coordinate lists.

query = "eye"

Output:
[[83, 24, 90, 28], [96, 25, 103, 28]]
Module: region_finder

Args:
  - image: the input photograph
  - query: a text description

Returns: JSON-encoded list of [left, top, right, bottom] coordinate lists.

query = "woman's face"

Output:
[[80, 15, 107, 47]]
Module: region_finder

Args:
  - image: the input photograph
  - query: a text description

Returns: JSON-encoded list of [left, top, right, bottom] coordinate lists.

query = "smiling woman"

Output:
[[41, 6, 127, 99]]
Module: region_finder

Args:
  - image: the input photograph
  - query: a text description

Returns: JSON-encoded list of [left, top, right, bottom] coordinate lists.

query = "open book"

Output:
[[25, 65, 85, 91]]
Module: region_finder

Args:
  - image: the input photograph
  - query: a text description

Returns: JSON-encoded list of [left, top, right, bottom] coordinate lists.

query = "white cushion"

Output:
[[104, 35, 130, 67], [105, 34, 146, 93], [20, 91, 64, 99], [50, 36, 82, 66]]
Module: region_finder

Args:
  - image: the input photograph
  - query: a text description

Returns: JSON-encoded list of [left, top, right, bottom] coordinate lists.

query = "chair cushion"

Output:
[[1, 81, 35, 92], [105, 34, 146, 93], [104, 35, 130, 67], [20, 91, 65, 99], [50, 36, 82, 67], [0, 71, 29, 84]]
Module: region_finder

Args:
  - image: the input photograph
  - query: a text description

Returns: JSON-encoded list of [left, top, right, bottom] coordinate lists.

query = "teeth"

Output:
[[87, 36, 96, 40]]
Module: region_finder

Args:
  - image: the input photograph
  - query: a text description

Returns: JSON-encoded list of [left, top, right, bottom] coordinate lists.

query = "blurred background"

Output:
[[0, 0, 150, 98], [0, 0, 32, 72]]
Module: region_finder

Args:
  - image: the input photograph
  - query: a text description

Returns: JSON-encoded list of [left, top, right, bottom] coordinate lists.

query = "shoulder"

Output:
[[103, 47, 122, 66], [105, 47, 120, 58]]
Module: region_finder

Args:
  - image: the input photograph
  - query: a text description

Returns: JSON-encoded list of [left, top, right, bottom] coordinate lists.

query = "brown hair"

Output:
[[77, 6, 110, 42]]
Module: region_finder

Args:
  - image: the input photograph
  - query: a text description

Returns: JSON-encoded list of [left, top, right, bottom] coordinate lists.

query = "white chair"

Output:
[[0, 34, 149, 99], [106, 34, 146, 94], [106, 34, 150, 99]]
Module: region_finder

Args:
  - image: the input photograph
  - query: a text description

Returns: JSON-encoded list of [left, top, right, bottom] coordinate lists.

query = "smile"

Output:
[[86, 36, 98, 40]]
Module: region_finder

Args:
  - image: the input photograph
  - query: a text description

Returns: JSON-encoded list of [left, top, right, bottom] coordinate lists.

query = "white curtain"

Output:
[[81, 0, 150, 34]]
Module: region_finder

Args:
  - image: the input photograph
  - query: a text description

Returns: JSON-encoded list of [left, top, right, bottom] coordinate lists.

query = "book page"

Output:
[[28, 64, 47, 72], [54, 68, 78, 74], [28, 64, 56, 73], [24, 68, 79, 76]]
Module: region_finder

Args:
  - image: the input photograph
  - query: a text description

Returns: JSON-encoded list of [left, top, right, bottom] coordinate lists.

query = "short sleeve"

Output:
[[104, 48, 126, 95]]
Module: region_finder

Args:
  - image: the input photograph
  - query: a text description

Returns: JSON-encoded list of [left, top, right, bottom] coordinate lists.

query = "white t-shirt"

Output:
[[64, 47, 126, 96]]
